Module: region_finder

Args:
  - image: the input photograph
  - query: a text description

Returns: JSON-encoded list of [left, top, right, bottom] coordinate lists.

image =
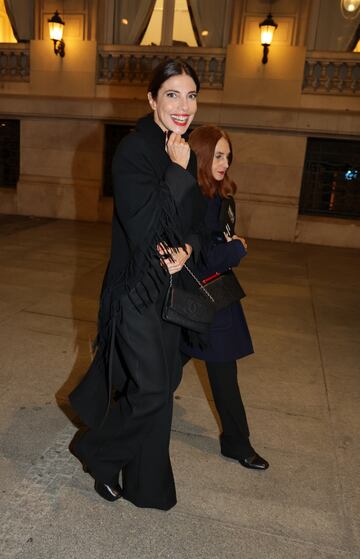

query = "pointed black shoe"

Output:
[[222, 448, 269, 470], [94, 481, 122, 502], [239, 453, 269, 470]]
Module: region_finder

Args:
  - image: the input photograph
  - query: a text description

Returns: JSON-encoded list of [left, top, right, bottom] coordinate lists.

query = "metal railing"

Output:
[[97, 45, 226, 89], [303, 51, 360, 95], [0, 43, 30, 82]]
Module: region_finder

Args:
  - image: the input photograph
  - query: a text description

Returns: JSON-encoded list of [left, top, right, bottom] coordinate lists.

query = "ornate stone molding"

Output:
[[97, 45, 226, 89], [0, 94, 358, 137], [0, 43, 30, 82], [303, 51, 360, 95]]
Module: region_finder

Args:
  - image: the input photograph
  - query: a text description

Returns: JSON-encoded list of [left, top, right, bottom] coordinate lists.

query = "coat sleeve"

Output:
[[200, 239, 247, 276], [112, 134, 197, 250]]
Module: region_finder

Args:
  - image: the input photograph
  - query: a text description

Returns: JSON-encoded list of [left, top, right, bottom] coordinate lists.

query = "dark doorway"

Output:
[[299, 137, 360, 219], [0, 120, 20, 188]]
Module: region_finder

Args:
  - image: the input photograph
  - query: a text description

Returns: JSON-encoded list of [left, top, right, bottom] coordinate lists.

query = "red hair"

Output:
[[189, 125, 237, 199]]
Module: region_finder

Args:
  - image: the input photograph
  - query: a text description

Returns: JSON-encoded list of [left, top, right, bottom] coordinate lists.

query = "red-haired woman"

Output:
[[181, 125, 269, 470]]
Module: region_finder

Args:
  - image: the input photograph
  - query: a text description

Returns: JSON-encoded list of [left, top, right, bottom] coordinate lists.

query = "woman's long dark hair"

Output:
[[148, 59, 200, 99], [189, 125, 236, 199]]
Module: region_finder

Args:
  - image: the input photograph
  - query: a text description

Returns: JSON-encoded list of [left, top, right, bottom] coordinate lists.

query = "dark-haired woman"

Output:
[[69, 60, 206, 510], [181, 125, 269, 471]]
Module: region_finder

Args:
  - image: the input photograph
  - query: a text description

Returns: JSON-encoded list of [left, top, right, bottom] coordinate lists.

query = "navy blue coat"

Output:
[[181, 195, 254, 362]]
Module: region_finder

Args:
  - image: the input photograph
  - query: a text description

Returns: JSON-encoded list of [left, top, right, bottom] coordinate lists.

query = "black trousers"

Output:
[[74, 298, 182, 511], [206, 360, 254, 459], [182, 355, 254, 459]]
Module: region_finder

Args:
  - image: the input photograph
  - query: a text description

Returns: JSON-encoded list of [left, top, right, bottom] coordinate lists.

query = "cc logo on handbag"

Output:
[[187, 300, 198, 314]]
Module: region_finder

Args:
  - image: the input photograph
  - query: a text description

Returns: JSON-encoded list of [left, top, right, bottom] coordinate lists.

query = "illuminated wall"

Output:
[[0, 0, 358, 248]]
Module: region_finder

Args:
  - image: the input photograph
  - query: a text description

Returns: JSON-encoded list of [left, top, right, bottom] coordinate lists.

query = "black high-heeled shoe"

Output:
[[222, 449, 269, 470], [94, 480, 122, 502], [239, 453, 269, 470]]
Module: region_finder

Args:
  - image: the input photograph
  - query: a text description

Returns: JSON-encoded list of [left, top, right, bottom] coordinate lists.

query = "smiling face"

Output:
[[148, 73, 198, 134], [211, 136, 231, 181]]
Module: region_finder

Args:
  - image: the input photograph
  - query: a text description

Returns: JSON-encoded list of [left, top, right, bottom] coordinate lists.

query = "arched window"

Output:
[[141, 0, 198, 46], [349, 23, 360, 51], [98, 0, 232, 47], [141, 0, 232, 47], [308, 0, 360, 51], [2, 0, 34, 42], [0, 0, 16, 42]]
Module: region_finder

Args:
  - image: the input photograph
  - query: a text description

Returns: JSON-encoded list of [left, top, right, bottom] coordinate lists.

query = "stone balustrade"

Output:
[[0, 43, 30, 82], [303, 51, 360, 95], [1, 43, 359, 97], [97, 45, 226, 89]]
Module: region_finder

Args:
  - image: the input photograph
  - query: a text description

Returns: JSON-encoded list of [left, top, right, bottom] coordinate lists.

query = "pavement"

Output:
[[0, 215, 359, 559]]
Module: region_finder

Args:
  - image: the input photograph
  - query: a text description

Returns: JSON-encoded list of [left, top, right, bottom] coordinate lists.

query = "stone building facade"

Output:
[[0, 0, 359, 247]]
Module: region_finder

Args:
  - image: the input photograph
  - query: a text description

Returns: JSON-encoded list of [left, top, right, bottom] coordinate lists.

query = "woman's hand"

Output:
[[157, 243, 193, 275], [225, 234, 248, 250], [166, 132, 190, 170]]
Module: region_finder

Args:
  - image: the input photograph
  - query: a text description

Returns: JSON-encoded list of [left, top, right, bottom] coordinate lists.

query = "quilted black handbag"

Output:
[[201, 270, 246, 311], [162, 266, 216, 333]]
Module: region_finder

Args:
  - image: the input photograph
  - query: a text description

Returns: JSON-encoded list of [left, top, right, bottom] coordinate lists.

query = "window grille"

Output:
[[299, 137, 360, 219]]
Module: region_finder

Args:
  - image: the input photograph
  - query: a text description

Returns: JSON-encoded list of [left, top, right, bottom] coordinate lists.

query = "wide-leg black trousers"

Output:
[[74, 297, 182, 511]]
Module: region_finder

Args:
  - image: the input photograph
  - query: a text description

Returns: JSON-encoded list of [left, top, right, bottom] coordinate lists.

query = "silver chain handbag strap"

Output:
[[166, 262, 215, 303], [183, 264, 215, 303]]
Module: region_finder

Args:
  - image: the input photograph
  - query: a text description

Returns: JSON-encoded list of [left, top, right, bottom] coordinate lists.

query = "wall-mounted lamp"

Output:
[[48, 11, 65, 57], [259, 13, 277, 64], [340, 0, 360, 18]]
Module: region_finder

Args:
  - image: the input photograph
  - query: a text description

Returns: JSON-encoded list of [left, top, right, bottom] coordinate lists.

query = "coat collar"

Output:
[[136, 112, 190, 144]]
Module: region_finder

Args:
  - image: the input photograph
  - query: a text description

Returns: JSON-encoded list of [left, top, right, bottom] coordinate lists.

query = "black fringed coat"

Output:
[[70, 114, 206, 427]]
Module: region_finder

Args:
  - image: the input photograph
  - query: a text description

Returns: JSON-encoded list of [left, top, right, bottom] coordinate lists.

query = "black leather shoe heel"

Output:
[[94, 481, 122, 502], [239, 453, 269, 470]]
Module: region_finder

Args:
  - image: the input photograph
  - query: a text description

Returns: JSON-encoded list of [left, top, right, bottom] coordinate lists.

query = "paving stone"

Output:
[[0, 220, 359, 559]]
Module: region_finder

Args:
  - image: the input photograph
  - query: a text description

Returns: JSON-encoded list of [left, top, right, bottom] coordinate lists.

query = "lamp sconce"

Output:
[[259, 13, 278, 64], [48, 11, 65, 57], [340, 0, 360, 19]]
